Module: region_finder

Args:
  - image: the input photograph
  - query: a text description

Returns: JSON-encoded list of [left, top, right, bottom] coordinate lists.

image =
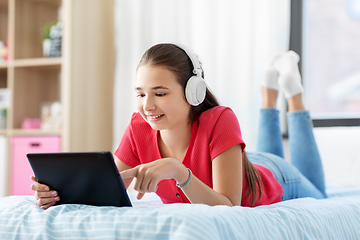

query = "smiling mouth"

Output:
[[147, 114, 164, 120]]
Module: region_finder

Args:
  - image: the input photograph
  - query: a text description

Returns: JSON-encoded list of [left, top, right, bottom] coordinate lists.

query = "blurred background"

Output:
[[302, 0, 360, 120], [113, 0, 360, 152], [0, 0, 359, 197], [113, 0, 291, 152]]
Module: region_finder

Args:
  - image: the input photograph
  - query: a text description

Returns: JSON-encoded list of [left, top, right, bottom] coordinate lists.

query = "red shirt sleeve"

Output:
[[114, 114, 141, 168], [208, 107, 246, 160]]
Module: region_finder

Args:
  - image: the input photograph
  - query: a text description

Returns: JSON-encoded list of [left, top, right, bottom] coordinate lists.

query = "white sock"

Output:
[[262, 53, 281, 90], [274, 50, 303, 98], [262, 67, 279, 90]]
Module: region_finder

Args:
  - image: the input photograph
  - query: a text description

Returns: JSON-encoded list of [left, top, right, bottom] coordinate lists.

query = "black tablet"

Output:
[[27, 151, 132, 207]]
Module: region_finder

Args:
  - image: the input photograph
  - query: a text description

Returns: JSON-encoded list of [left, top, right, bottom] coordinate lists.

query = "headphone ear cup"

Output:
[[185, 76, 207, 106]]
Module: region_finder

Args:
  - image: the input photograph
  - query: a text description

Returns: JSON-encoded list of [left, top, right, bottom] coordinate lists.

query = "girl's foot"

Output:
[[274, 51, 303, 99], [262, 55, 280, 91], [262, 67, 279, 91], [261, 54, 281, 109]]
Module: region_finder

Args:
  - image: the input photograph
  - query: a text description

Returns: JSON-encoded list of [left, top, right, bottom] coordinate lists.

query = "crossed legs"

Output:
[[257, 51, 326, 197]]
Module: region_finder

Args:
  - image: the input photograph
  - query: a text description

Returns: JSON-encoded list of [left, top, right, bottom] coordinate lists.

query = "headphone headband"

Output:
[[173, 43, 203, 77]]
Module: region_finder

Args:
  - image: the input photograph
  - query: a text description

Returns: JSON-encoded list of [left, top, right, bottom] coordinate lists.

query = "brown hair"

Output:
[[242, 152, 263, 206], [138, 43, 262, 206]]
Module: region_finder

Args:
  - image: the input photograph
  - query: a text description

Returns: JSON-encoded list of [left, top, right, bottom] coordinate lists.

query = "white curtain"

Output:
[[113, 0, 290, 152]]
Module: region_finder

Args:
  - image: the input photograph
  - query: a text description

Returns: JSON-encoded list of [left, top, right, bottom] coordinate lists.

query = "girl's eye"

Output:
[[156, 93, 166, 97], [136, 93, 145, 98]]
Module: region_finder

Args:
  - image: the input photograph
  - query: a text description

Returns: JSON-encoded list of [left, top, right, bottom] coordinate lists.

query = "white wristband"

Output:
[[176, 168, 192, 188]]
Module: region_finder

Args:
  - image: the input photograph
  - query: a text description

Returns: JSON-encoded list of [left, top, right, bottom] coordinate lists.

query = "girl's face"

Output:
[[135, 65, 192, 131]]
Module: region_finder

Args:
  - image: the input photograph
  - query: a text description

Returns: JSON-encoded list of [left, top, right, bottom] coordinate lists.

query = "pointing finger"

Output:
[[120, 168, 138, 179], [137, 192, 145, 200]]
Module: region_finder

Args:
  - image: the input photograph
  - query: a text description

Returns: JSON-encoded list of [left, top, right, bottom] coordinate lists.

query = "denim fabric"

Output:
[[251, 109, 327, 200]]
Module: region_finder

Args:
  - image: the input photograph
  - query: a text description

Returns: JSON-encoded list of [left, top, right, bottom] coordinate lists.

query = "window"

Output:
[[291, 0, 360, 127]]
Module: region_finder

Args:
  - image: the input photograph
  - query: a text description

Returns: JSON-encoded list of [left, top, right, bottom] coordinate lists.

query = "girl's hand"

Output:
[[30, 176, 60, 210], [120, 158, 188, 200]]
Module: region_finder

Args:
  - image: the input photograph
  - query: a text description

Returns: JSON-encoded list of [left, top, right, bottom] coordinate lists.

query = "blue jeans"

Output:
[[248, 108, 327, 200]]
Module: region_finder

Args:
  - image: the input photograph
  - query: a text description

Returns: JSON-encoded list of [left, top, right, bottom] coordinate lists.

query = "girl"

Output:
[[32, 43, 327, 209]]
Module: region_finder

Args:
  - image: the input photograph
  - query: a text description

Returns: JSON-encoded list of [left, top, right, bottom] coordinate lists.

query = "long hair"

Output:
[[138, 43, 262, 206], [242, 152, 263, 206]]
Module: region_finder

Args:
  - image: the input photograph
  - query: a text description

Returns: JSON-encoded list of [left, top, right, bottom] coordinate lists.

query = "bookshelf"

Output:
[[0, 0, 115, 195]]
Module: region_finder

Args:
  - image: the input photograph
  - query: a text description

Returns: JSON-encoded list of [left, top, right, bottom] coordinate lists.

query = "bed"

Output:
[[1, 127, 360, 239], [1, 189, 360, 240]]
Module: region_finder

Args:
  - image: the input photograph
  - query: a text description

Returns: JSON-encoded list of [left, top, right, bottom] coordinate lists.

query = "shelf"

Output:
[[1, 58, 62, 69], [13, 57, 62, 68], [14, 0, 62, 59], [0, 0, 115, 197], [0, 63, 7, 69], [10, 129, 62, 136], [24, 0, 61, 4], [13, 66, 60, 128]]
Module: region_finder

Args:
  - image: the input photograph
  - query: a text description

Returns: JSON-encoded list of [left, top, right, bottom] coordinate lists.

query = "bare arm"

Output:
[[121, 144, 243, 206], [180, 144, 243, 206]]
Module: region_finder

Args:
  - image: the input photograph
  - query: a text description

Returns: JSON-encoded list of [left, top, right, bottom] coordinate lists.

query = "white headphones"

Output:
[[173, 43, 207, 106]]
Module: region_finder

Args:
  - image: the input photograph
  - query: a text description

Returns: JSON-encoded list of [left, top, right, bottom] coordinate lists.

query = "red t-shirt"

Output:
[[115, 106, 283, 207]]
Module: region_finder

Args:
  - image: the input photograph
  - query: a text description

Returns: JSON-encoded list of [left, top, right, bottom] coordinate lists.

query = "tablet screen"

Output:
[[27, 151, 132, 207]]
